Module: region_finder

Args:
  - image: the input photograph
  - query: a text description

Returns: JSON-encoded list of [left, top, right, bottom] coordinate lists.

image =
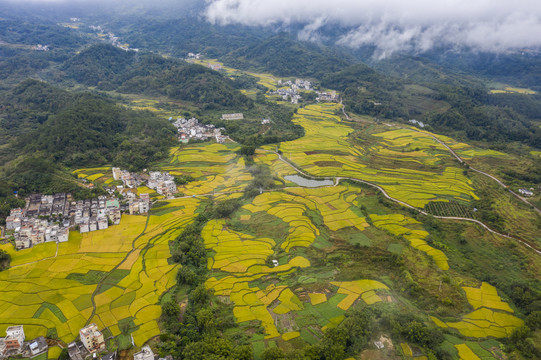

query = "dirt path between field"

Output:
[[407, 128, 541, 216], [341, 101, 351, 121], [272, 150, 541, 256], [85, 212, 153, 326], [9, 242, 59, 269]]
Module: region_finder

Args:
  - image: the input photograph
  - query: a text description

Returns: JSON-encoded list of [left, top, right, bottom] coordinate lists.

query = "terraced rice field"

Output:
[[432, 282, 523, 337], [72, 167, 113, 184], [369, 213, 449, 270], [242, 185, 368, 251], [203, 218, 309, 338], [164, 143, 252, 195], [204, 186, 389, 340], [490, 87, 536, 95], [277, 103, 478, 208], [330, 280, 389, 310], [0, 198, 201, 346]]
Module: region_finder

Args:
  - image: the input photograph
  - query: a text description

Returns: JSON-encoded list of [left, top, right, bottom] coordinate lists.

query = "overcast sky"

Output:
[[204, 0, 541, 58], [8, 0, 541, 58]]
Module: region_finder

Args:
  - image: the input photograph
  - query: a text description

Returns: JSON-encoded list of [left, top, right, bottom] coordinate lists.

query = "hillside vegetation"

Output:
[[222, 33, 354, 78], [63, 44, 253, 109]]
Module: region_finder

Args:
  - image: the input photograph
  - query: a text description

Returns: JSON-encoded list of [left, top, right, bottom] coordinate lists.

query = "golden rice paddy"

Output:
[[276, 104, 478, 208], [432, 282, 523, 337], [0, 197, 200, 346]]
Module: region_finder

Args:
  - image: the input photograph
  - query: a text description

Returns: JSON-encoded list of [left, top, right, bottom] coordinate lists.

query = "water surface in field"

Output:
[[284, 174, 333, 187]]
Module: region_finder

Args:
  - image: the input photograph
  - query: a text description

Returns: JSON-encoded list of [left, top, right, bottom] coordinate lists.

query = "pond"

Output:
[[284, 174, 334, 188]]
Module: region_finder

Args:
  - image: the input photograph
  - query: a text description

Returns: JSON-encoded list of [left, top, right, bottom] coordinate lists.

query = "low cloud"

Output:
[[204, 0, 541, 57]]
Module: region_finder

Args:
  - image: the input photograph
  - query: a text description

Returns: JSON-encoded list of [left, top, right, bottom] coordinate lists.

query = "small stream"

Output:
[[284, 174, 334, 187]]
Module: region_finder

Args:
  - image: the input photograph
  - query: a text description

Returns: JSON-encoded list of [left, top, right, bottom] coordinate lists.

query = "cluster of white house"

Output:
[[89, 25, 139, 52], [519, 188, 535, 197], [171, 117, 226, 144], [32, 44, 49, 51], [187, 52, 201, 60], [5, 167, 182, 249], [113, 167, 178, 197], [147, 172, 177, 196], [316, 90, 338, 102], [272, 79, 314, 104], [5, 193, 122, 249], [221, 113, 244, 121], [76, 197, 121, 234], [68, 324, 160, 360], [271, 79, 338, 104], [278, 78, 313, 91], [0, 324, 160, 360], [270, 87, 302, 104], [112, 168, 146, 189], [208, 63, 223, 71]]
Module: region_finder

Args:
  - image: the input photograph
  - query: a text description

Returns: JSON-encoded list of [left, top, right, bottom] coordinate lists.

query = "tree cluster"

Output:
[[0, 249, 10, 271], [63, 44, 253, 110]]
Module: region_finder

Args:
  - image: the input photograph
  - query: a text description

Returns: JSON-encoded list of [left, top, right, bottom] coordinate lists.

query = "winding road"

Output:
[[342, 103, 541, 213], [411, 128, 541, 215], [272, 148, 541, 256]]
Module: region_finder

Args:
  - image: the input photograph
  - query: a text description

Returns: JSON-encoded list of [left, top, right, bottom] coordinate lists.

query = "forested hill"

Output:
[[1, 79, 176, 172], [116, 17, 266, 59], [0, 19, 88, 50], [322, 62, 541, 149], [63, 44, 253, 109], [221, 33, 354, 78]]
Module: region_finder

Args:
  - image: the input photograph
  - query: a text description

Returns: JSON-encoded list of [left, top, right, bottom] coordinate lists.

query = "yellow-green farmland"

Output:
[[432, 282, 523, 337], [278, 103, 478, 208], [0, 198, 201, 346], [0, 81, 535, 360]]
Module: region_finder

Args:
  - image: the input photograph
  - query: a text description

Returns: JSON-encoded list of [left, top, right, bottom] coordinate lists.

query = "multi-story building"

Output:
[[221, 113, 244, 120], [4, 326, 24, 351], [79, 324, 106, 353], [67, 342, 84, 360], [147, 172, 176, 196], [0, 339, 6, 356]]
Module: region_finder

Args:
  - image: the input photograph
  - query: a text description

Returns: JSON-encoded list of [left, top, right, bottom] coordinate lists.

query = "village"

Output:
[[0, 324, 164, 360], [88, 24, 139, 52], [170, 117, 226, 143], [3, 168, 180, 250], [270, 78, 339, 104]]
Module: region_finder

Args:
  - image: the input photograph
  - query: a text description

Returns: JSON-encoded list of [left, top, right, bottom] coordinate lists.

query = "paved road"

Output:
[[273, 150, 541, 256], [341, 102, 351, 121], [406, 128, 541, 215], [342, 102, 540, 214]]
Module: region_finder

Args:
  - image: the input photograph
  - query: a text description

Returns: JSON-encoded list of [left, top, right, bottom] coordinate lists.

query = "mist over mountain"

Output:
[[6, 0, 541, 58], [205, 0, 541, 58]]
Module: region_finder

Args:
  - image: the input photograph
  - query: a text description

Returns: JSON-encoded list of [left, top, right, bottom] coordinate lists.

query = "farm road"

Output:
[[272, 150, 541, 256], [410, 128, 541, 216], [342, 100, 541, 215]]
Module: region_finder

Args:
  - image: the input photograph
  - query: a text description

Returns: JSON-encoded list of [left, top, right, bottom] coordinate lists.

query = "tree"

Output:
[[162, 300, 180, 320], [190, 285, 210, 309], [232, 345, 253, 360], [403, 321, 443, 348], [239, 145, 256, 156], [196, 308, 216, 334], [0, 249, 11, 270], [262, 347, 285, 360], [526, 311, 541, 330], [177, 266, 198, 286]]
